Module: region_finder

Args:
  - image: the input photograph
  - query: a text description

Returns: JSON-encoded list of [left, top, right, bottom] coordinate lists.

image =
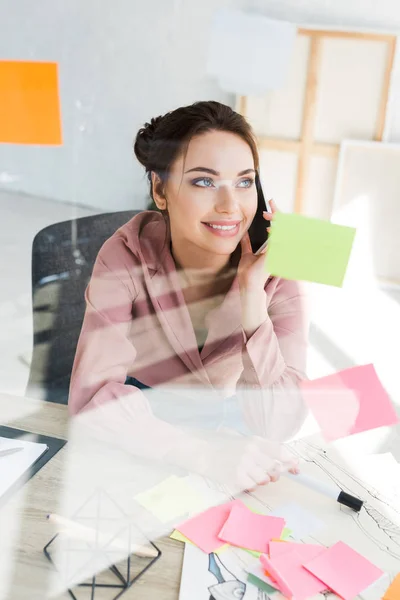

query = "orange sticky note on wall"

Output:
[[384, 573, 400, 600], [0, 60, 62, 144]]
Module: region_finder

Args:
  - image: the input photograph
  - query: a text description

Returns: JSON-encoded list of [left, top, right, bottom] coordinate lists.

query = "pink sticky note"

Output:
[[303, 541, 384, 600], [268, 540, 291, 557], [177, 500, 243, 554], [262, 545, 327, 600], [300, 364, 398, 441], [260, 554, 293, 598], [218, 503, 285, 553], [269, 541, 325, 561]]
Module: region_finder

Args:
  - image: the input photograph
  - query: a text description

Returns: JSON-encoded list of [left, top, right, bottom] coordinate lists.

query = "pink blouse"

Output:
[[68, 211, 309, 460]]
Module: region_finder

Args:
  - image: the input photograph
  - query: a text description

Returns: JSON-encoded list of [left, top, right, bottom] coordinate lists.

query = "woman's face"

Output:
[[156, 130, 258, 259]]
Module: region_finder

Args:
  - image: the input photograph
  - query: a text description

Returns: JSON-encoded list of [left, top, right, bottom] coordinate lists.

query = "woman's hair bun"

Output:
[[133, 115, 164, 169]]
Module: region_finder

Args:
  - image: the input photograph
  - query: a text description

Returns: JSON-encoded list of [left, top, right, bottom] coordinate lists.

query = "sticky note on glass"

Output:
[[303, 541, 384, 600], [218, 504, 285, 553], [207, 9, 296, 95], [266, 212, 356, 287], [134, 475, 205, 523], [300, 364, 398, 442], [0, 60, 62, 145]]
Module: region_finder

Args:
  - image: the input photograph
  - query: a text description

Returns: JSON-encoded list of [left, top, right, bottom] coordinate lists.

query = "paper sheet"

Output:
[[0, 436, 48, 501], [206, 9, 296, 95], [269, 502, 324, 540], [266, 212, 356, 287], [179, 543, 263, 600], [0, 60, 62, 144], [178, 438, 400, 599]]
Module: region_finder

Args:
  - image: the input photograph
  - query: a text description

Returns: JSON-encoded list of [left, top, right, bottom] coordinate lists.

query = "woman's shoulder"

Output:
[[266, 276, 307, 304], [97, 210, 169, 271]]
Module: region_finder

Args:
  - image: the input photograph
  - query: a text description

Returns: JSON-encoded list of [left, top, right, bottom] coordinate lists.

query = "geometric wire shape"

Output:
[[43, 488, 162, 600]]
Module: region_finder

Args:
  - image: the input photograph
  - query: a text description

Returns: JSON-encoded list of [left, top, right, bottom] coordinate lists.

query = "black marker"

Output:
[[283, 472, 364, 512]]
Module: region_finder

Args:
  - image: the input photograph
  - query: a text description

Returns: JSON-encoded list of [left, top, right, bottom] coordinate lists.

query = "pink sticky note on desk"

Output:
[[269, 541, 324, 561], [262, 545, 327, 600], [260, 554, 293, 598], [303, 541, 384, 600], [300, 364, 398, 441], [218, 503, 285, 553], [177, 500, 243, 554]]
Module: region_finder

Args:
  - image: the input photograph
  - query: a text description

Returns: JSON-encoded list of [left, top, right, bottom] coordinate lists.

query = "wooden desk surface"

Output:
[[0, 395, 184, 600]]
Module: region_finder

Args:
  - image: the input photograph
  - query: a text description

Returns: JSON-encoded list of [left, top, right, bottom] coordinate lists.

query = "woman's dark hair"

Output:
[[133, 100, 259, 202]]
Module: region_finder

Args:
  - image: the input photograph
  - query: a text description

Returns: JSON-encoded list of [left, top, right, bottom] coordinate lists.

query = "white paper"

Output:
[[179, 439, 400, 599], [269, 501, 325, 540], [179, 544, 263, 600], [0, 436, 48, 500], [206, 9, 297, 95]]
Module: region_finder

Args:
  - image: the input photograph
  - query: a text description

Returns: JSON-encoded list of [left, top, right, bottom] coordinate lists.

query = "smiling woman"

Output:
[[68, 101, 309, 494]]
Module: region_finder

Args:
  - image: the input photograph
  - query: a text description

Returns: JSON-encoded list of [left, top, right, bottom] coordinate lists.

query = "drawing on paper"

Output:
[[179, 436, 399, 599]]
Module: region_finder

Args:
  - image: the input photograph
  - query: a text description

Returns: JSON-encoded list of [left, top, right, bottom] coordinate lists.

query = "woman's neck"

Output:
[[171, 242, 230, 276]]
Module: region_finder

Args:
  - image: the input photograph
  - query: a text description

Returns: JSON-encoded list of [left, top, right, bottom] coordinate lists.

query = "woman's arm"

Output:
[[68, 249, 207, 464], [236, 278, 309, 441], [69, 247, 301, 492]]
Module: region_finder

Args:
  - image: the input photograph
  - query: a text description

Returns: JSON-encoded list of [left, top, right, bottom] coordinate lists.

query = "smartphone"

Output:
[[248, 172, 271, 255]]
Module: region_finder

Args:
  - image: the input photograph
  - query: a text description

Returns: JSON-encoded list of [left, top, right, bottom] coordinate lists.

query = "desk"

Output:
[[0, 395, 184, 600], [2, 394, 400, 600]]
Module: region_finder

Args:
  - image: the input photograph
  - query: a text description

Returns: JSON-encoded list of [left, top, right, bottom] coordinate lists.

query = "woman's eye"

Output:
[[192, 177, 215, 188], [237, 178, 254, 188]]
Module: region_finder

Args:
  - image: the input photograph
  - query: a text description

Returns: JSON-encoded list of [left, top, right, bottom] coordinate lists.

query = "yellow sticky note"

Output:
[[134, 476, 205, 523], [170, 530, 229, 554], [0, 60, 62, 145]]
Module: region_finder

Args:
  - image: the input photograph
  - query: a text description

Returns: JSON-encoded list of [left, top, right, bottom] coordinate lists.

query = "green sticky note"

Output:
[[244, 548, 262, 558], [247, 573, 277, 594], [265, 212, 356, 287]]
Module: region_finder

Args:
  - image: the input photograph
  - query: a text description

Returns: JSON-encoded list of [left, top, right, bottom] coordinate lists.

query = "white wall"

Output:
[[1, 0, 400, 211], [0, 0, 235, 211]]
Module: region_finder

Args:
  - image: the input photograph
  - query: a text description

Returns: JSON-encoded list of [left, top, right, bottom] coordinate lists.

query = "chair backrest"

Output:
[[27, 210, 139, 404]]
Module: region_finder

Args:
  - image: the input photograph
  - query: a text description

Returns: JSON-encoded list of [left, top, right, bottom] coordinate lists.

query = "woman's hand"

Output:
[[197, 433, 299, 495], [238, 200, 277, 337], [238, 199, 277, 293]]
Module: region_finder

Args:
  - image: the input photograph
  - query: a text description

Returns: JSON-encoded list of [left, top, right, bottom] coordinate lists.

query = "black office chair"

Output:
[[26, 210, 140, 404]]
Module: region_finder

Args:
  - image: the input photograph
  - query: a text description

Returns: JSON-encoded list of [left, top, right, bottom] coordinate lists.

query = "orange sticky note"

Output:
[[384, 574, 400, 600], [0, 60, 62, 144]]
